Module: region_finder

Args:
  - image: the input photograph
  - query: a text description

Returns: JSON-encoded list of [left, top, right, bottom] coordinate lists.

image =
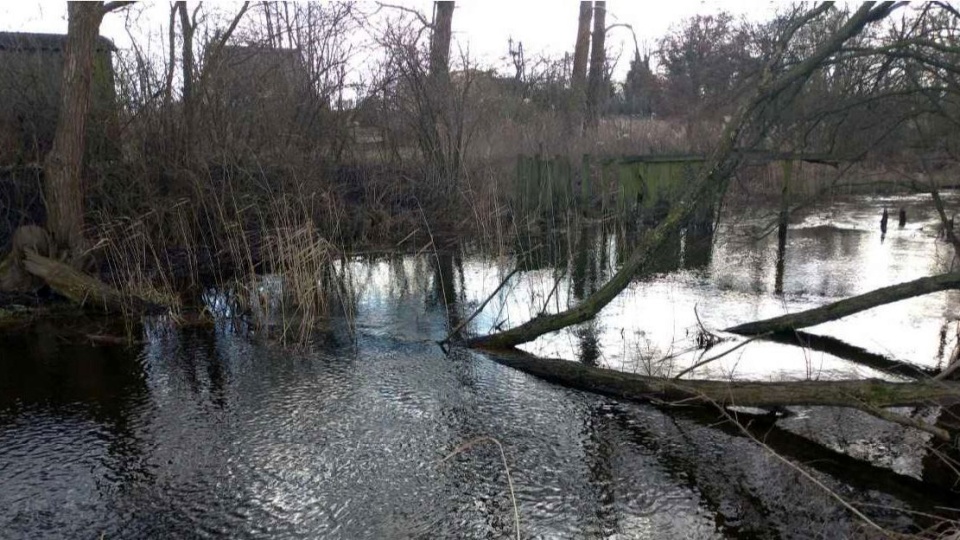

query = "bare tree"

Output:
[[429, 1, 454, 77], [176, 1, 197, 104], [164, 3, 177, 104], [657, 12, 757, 118], [44, 1, 131, 255], [572, 1, 593, 112], [585, 1, 607, 125]]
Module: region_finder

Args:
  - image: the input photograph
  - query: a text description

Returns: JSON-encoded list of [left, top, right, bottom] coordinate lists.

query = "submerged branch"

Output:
[[711, 399, 890, 534], [766, 332, 937, 380], [855, 400, 951, 442]]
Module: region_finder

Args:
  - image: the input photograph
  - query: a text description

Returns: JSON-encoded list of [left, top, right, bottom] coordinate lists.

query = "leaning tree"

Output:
[[452, 2, 960, 438]]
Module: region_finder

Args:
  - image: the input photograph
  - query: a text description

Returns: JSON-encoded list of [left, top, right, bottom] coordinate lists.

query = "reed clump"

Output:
[[91, 164, 361, 344]]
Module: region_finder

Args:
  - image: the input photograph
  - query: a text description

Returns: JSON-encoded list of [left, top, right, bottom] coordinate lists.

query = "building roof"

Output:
[[0, 32, 116, 53]]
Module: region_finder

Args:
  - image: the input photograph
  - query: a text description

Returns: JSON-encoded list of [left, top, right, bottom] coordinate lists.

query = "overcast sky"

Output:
[[0, 1, 780, 79]]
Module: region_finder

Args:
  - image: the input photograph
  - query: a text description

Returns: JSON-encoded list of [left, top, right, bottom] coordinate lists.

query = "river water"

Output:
[[1, 194, 958, 538]]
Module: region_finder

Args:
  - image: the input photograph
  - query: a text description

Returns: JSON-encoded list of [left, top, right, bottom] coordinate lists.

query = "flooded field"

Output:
[[2, 194, 959, 538]]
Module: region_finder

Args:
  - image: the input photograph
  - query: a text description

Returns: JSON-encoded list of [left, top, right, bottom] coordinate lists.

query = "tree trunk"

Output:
[[177, 1, 196, 159], [585, 1, 606, 125], [164, 4, 177, 104], [726, 272, 960, 336], [43, 2, 107, 253], [482, 348, 960, 409], [572, 2, 592, 101], [429, 1, 454, 77], [177, 1, 194, 104]]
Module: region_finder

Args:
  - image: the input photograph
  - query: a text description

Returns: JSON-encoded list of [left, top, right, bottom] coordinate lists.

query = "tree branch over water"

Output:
[[726, 272, 960, 336], [467, 3, 902, 351]]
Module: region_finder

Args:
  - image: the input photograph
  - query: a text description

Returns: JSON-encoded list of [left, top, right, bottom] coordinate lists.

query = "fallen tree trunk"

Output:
[[22, 250, 163, 314], [480, 347, 960, 409], [726, 272, 960, 336]]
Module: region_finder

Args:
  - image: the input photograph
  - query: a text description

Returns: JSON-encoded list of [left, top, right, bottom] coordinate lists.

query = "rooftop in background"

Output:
[[0, 31, 115, 52]]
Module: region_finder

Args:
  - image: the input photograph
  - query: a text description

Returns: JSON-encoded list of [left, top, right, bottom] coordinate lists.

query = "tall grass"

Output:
[[91, 165, 359, 345]]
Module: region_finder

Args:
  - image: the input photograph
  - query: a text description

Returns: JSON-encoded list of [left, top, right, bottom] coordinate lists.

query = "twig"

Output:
[[693, 303, 719, 343], [102, 1, 135, 14], [673, 334, 769, 380], [375, 2, 432, 28], [537, 270, 564, 318], [936, 344, 960, 381], [441, 267, 519, 345], [394, 228, 420, 248], [926, 444, 960, 482], [440, 437, 521, 540]]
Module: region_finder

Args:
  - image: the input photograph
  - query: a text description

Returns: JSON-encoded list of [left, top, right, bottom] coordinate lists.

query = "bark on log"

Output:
[[0, 225, 55, 292], [481, 348, 960, 408], [726, 272, 960, 336], [22, 251, 163, 314]]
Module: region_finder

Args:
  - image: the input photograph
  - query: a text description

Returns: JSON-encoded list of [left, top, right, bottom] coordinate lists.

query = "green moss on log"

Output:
[[480, 348, 960, 408]]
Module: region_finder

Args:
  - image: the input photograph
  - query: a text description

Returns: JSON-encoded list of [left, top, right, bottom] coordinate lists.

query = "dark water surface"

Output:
[[2, 195, 959, 538]]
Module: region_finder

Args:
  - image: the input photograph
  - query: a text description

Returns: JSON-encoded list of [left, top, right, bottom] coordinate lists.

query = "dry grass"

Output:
[[440, 436, 521, 540], [91, 167, 360, 345]]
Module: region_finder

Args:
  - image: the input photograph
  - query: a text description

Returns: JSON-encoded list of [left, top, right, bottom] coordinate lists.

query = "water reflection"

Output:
[[430, 252, 463, 332], [3, 194, 960, 538], [446, 194, 960, 381]]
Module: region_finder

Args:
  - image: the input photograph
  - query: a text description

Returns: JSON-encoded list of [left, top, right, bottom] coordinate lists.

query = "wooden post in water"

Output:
[[775, 160, 793, 295]]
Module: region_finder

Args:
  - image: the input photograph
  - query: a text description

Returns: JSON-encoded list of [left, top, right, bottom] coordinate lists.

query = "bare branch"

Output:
[[102, 1, 135, 14], [441, 267, 520, 346], [672, 334, 770, 380], [376, 2, 432, 28]]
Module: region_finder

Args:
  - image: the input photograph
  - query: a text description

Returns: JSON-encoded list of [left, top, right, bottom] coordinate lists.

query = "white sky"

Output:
[[0, 1, 780, 80]]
